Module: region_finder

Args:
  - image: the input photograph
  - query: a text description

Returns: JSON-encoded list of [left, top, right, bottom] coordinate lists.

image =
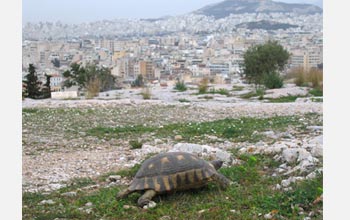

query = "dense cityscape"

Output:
[[22, 10, 322, 92]]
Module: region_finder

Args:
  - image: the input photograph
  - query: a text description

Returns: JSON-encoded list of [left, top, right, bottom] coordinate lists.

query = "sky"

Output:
[[22, 0, 323, 24]]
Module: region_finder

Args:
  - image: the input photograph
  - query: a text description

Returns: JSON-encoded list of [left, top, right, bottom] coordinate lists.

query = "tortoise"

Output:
[[116, 151, 232, 208]]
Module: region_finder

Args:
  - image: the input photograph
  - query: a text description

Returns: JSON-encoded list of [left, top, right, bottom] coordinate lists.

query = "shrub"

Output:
[[263, 72, 284, 89], [129, 140, 143, 149], [85, 77, 101, 99], [174, 80, 187, 92], [198, 78, 209, 94], [141, 87, 151, 99], [307, 68, 323, 89]]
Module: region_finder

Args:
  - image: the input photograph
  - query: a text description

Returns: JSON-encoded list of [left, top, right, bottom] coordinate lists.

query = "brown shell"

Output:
[[127, 152, 217, 193]]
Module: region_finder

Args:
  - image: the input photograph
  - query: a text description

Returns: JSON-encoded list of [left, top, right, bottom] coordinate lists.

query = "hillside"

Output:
[[194, 0, 323, 19], [236, 20, 299, 30]]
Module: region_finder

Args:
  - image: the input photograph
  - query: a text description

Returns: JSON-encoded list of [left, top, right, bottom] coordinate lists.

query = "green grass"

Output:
[[232, 85, 245, 91], [198, 95, 214, 100], [208, 88, 230, 96], [178, 98, 191, 103], [309, 88, 323, 97], [86, 115, 313, 143], [311, 97, 323, 103], [266, 95, 301, 103], [22, 108, 40, 114], [23, 154, 323, 220]]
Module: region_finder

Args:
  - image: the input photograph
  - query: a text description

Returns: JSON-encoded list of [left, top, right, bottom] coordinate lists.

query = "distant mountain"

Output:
[[236, 20, 298, 30], [194, 0, 322, 19]]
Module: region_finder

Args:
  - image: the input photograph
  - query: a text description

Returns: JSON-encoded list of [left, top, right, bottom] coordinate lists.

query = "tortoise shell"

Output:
[[127, 152, 218, 193]]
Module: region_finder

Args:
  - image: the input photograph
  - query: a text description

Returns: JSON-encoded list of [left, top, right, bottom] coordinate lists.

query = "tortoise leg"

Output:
[[212, 173, 233, 189], [137, 189, 157, 208], [116, 188, 133, 199]]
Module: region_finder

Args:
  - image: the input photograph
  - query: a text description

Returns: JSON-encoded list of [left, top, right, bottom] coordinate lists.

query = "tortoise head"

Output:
[[210, 160, 223, 170]]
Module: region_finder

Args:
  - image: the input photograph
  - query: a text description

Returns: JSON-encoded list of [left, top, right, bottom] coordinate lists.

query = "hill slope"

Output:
[[194, 0, 322, 19]]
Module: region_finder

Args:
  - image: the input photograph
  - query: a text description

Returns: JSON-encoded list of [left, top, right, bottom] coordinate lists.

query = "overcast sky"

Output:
[[22, 0, 323, 24]]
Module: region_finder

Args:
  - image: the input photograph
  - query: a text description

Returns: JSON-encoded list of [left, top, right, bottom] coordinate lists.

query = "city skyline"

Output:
[[23, 0, 323, 24]]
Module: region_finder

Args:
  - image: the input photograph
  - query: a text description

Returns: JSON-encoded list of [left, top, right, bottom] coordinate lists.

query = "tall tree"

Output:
[[41, 74, 52, 98], [243, 41, 290, 87], [23, 64, 42, 99]]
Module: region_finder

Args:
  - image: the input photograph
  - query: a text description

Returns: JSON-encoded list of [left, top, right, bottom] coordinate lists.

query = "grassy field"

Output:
[[23, 152, 322, 220], [22, 106, 323, 219]]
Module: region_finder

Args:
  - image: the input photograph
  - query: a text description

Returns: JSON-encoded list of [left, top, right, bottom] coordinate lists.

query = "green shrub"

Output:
[[174, 81, 187, 92], [263, 72, 283, 89], [129, 140, 143, 149]]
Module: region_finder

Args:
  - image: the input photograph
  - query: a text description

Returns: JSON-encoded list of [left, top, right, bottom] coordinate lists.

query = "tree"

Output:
[[62, 63, 86, 89], [23, 64, 42, 99], [63, 63, 115, 92], [132, 74, 144, 87], [51, 58, 60, 68], [41, 74, 52, 98], [243, 41, 290, 87]]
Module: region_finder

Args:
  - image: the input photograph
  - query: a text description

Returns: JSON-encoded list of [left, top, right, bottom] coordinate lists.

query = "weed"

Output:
[[129, 140, 143, 149], [174, 81, 187, 92], [198, 78, 209, 94], [141, 87, 152, 99], [232, 85, 245, 91], [178, 98, 190, 103]]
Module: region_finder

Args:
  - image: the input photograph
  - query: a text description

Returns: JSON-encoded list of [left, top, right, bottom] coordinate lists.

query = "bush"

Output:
[[263, 72, 284, 89], [290, 67, 307, 86], [307, 68, 323, 89], [129, 140, 143, 149], [198, 78, 209, 94], [174, 80, 187, 92], [85, 78, 101, 99], [141, 87, 151, 99], [289, 67, 323, 89]]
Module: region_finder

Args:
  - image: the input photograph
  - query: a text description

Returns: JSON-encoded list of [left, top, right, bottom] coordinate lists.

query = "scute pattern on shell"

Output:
[[127, 152, 217, 193]]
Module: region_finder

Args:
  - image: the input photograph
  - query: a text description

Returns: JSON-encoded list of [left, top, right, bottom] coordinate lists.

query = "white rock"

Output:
[[108, 175, 122, 182], [143, 201, 157, 209], [170, 143, 232, 164], [61, 191, 77, 197], [39, 199, 55, 205], [264, 213, 273, 219]]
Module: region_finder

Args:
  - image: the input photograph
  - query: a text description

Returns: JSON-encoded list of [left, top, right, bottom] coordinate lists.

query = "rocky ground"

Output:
[[22, 84, 323, 195]]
